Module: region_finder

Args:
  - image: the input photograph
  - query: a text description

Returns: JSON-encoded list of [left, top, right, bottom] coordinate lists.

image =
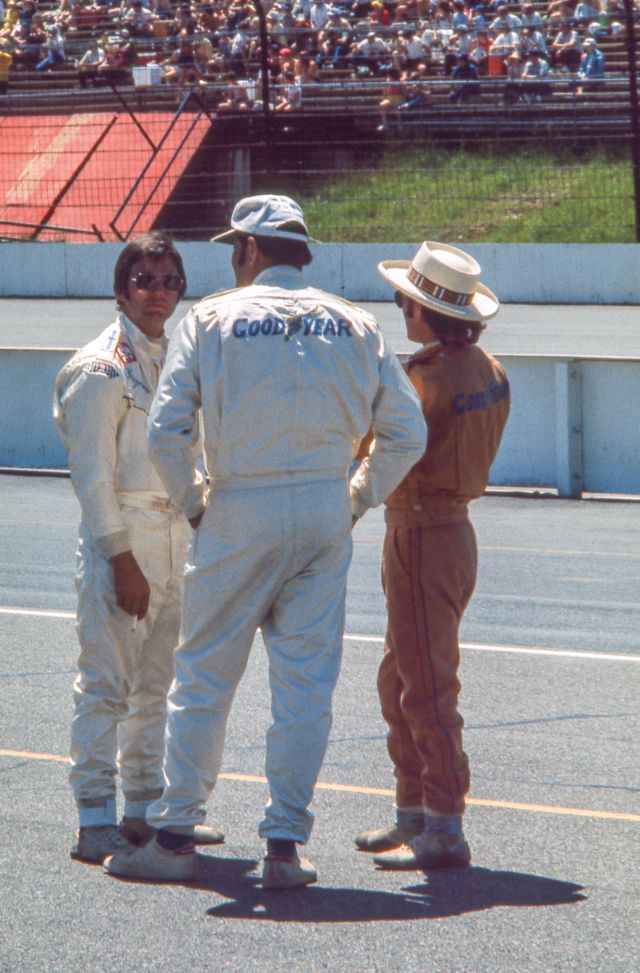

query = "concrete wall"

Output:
[[2, 348, 639, 497], [2, 241, 640, 303]]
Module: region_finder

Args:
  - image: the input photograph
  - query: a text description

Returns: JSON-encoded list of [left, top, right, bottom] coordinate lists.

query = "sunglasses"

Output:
[[130, 272, 183, 292], [394, 290, 406, 308]]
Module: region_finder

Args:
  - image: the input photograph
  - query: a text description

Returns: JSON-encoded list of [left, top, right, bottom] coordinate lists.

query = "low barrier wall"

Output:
[[1, 348, 638, 497], [2, 242, 640, 303]]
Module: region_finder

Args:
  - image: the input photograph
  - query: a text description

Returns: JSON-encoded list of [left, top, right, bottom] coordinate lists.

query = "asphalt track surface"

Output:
[[1, 300, 639, 972], [2, 298, 640, 358]]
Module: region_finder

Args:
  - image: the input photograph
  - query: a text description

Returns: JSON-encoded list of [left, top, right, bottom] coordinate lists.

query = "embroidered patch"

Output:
[[87, 360, 118, 379], [116, 339, 136, 365]]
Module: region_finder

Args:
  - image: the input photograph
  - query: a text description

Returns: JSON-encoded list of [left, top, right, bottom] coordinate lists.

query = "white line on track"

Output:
[[345, 634, 639, 663], [1, 606, 638, 663]]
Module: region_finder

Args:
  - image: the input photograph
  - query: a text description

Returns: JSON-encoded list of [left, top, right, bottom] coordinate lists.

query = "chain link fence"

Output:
[[0, 83, 636, 243]]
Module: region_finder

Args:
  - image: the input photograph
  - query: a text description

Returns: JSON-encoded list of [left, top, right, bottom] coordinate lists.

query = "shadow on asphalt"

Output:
[[194, 858, 585, 922]]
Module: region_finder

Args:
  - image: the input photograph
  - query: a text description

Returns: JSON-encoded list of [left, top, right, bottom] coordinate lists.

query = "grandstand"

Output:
[[1, 0, 638, 239]]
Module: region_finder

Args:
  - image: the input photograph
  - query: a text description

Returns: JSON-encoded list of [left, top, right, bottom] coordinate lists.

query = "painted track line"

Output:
[[0, 749, 637, 823], [344, 633, 639, 663], [1, 607, 638, 663]]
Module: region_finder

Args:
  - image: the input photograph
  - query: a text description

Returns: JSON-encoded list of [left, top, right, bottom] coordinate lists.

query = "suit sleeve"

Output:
[[349, 344, 427, 519], [147, 311, 206, 520], [53, 366, 130, 557]]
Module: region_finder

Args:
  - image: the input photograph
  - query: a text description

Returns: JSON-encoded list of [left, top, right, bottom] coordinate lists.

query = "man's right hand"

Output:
[[110, 550, 150, 619]]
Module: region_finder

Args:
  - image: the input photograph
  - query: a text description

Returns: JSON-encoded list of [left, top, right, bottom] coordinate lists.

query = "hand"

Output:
[[110, 550, 150, 620], [189, 510, 204, 530]]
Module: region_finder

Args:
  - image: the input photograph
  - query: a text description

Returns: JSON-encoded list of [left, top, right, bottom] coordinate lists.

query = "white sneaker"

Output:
[[70, 826, 130, 864], [262, 849, 318, 889], [104, 836, 197, 882]]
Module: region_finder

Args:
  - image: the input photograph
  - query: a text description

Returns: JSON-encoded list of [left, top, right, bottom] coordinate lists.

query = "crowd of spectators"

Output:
[[0, 0, 636, 111]]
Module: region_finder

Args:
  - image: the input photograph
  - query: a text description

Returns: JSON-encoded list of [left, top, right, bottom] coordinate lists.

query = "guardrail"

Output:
[[1, 348, 638, 497]]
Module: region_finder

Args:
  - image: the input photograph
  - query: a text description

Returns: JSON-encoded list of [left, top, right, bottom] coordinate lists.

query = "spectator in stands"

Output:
[[377, 65, 408, 129], [574, 36, 605, 93], [433, 1, 454, 32], [503, 49, 525, 102], [97, 29, 136, 84], [469, 28, 490, 74], [354, 29, 390, 75], [451, 0, 469, 29], [11, 16, 44, 66], [368, 0, 391, 27], [520, 2, 545, 27], [293, 50, 320, 82], [488, 25, 519, 67], [76, 34, 105, 86], [1, 1, 19, 37], [469, 7, 487, 34], [168, 4, 197, 37], [216, 69, 253, 111], [0, 36, 12, 94], [163, 28, 198, 84], [35, 22, 65, 71], [195, 4, 219, 31], [325, 5, 351, 32], [521, 25, 548, 57], [393, 28, 429, 72], [489, 4, 522, 31], [315, 26, 351, 69], [123, 0, 156, 37], [226, 0, 252, 31], [448, 51, 480, 101], [229, 19, 250, 77], [309, 0, 331, 30], [550, 22, 581, 72], [18, 0, 36, 32], [521, 45, 550, 99], [547, 1, 573, 29], [274, 66, 303, 110], [396, 62, 433, 112], [573, 0, 600, 22], [193, 32, 214, 77], [444, 25, 471, 75], [293, 0, 311, 18]]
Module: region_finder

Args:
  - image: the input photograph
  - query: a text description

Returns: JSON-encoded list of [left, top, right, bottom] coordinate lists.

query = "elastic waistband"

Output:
[[118, 491, 174, 513]]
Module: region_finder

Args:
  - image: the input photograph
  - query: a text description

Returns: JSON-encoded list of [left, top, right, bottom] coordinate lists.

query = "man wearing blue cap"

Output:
[[105, 194, 427, 888]]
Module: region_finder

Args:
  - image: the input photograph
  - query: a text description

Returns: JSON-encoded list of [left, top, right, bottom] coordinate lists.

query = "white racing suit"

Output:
[[53, 313, 195, 827], [145, 265, 427, 842]]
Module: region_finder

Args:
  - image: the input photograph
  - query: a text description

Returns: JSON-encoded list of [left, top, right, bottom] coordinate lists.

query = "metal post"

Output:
[[252, 0, 272, 157], [622, 0, 640, 241]]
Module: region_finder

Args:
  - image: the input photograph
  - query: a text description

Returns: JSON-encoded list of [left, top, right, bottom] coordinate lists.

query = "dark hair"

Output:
[[113, 231, 186, 299], [420, 304, 485, 347], [237, 226, 312, 269]]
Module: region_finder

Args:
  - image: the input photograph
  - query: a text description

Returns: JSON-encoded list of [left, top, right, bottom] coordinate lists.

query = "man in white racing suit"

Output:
[[105, 195, 427, 888], [54, 232, 223, 864]]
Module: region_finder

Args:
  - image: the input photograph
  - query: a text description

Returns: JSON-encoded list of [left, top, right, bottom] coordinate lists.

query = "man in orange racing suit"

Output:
[[355, 240, 510, 871]]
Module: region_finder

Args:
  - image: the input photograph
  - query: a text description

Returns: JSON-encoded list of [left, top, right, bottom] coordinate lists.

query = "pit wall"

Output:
[[2, 242, 640, 303]]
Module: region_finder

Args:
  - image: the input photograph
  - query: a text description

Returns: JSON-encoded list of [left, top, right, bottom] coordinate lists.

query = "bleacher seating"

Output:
[[1, 0, 638, 135]]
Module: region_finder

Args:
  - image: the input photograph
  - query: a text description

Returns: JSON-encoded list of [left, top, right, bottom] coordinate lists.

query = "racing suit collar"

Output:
[[120, 312, 168, 360], [252, 265, 306, 289]]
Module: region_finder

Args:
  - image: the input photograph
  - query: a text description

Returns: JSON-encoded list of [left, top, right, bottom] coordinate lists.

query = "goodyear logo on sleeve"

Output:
[[232, 315, 352, 340]]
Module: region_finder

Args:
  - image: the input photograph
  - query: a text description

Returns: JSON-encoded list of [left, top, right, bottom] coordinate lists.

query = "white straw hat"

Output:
[[378, 241, 499, 321]]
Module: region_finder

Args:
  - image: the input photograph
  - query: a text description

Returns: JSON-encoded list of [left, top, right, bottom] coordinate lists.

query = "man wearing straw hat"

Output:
[[355, 241, 510, 871]]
